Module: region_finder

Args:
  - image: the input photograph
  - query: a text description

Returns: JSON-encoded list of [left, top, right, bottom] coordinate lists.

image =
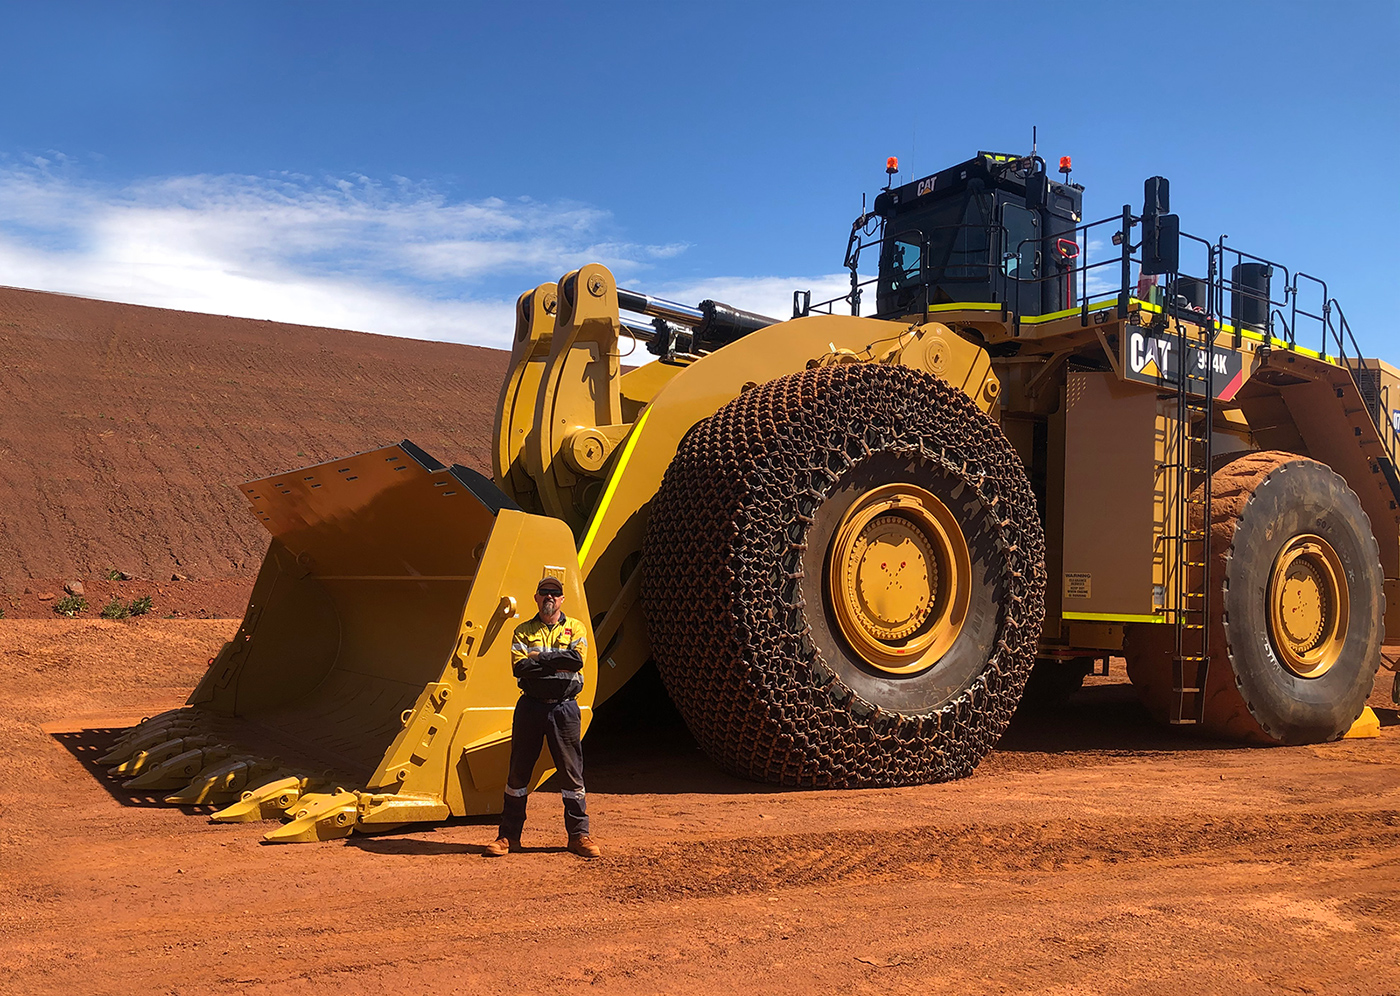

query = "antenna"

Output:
[[1031, 125, 1037, 162]]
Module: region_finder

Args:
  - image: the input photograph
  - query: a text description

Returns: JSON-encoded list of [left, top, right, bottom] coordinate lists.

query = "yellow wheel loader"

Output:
[[103, 150, 1400, 841]]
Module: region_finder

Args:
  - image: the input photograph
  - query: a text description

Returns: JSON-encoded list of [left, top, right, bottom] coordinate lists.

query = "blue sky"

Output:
[[0, 1, 1396, 353]]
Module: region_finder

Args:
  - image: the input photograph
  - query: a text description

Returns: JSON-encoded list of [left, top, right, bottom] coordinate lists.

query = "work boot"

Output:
[[568, 833, 601, 859], [482, 836, 519, 857]]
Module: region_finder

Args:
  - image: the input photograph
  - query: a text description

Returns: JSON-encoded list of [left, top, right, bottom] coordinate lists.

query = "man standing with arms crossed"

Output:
[[484, 574, 601, 859]]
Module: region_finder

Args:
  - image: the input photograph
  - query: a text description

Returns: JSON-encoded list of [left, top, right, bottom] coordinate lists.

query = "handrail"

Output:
[[802, 201, 1385, 447]]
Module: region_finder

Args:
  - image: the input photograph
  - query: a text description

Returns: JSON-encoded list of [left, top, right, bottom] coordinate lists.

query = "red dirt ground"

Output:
[[3, 620, 1400, 996]]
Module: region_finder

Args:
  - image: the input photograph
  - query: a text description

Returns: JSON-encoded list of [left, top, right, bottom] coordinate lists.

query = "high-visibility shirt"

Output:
[[510, 613, 588, 700], [510, 613, 588, 666]]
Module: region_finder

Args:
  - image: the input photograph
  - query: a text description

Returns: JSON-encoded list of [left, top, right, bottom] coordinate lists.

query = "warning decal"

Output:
[[1064, 573, 1092, 599]]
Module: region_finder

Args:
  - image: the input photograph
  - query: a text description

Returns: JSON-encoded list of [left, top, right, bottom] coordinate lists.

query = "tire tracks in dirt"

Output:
[[605, 809, 1400, 901]]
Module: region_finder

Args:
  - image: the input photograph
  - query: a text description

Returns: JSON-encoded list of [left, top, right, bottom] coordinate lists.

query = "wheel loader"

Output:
[[101, 149, 1400, 842]]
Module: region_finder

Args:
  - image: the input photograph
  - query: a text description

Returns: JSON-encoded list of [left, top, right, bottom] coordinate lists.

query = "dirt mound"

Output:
[[0, 285, 507, 614]]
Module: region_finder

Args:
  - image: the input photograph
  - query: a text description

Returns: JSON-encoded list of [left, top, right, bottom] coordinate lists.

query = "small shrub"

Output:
[[53, 594, 87, 617], [100, 597, 131, 619], [128, 595, 153, 616], [104, 568, 123, 581]]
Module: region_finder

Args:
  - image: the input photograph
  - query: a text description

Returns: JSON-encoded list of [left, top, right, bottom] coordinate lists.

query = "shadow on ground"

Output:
[[995, 679, 1237, 756], [346, 831, 514, 857], [50, 668, 1242, 807], [581, 664, 750, 796], [48, 725, 220, 811], [582, 665, 1226, 794]]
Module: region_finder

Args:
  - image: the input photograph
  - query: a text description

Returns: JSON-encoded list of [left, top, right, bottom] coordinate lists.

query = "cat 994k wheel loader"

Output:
[[103, 150, 1400, 841]]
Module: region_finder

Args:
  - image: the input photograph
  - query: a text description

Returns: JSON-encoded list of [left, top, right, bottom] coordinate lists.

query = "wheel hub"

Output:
[[828, 484, 970, 674], [1267, 534, 1349, 678], [851, 515, 936, 640]]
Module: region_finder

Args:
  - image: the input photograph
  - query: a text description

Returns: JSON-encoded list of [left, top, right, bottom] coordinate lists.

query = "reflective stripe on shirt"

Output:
[[510, 613, 589, 667]]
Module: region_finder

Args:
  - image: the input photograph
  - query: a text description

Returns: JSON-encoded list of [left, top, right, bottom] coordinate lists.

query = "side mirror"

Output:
[[1141, 213, 1179, 275], [1140, 176, 1177, 275]]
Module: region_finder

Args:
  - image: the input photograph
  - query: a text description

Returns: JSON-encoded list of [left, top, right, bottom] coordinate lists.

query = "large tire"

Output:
[[640, 364, 1047, 787], [1125, 451, 1383, 743]]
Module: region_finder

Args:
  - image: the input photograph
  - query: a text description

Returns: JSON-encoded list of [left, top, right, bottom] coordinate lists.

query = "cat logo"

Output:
[[1128, 331, 1173, 379], [917, 175, 938, 197], [1123, 329, 1245, 400]]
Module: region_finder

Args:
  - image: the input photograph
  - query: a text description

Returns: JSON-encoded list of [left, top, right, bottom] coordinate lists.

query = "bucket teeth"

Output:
[[162, 757, 283, 806], [138, 707, 190, 727], [122, 744, 238, 791], [100, 718, 207, 766], [109, 735, 217, 778], [99, 721, 196, 765], [263, 788, 359, 843], [210, 774, 322, 823], [99, 707, 191, 757]]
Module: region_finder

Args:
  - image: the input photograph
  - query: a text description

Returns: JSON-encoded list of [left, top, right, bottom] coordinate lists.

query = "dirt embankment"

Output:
[[0, 285, 507, 617]]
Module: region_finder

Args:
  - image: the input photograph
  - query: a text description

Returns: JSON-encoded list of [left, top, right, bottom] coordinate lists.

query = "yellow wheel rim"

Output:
[[1267, 534, 1348, 678], [826, 483, 971, 674]]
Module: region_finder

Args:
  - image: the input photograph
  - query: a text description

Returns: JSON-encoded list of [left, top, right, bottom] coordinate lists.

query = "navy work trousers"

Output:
[[499, 695, 588, 838]]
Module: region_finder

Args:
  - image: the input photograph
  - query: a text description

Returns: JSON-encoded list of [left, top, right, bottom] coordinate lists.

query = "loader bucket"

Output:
[[113, 440, 593, 841]]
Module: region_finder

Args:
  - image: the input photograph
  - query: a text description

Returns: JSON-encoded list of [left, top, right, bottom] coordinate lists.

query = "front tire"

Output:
[[641, 364, 1047, 787]]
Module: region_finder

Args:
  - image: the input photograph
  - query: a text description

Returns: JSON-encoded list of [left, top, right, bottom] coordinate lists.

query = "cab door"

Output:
[[1000, 201, 1042, 317]]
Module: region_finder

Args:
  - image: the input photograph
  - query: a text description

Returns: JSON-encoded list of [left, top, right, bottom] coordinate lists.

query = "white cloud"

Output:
[[0, 159, 856, 349]]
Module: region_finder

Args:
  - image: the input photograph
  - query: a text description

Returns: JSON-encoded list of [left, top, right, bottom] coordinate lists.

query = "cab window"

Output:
[[1002, 202, 1039, 278], [888, 235, 922, 290]]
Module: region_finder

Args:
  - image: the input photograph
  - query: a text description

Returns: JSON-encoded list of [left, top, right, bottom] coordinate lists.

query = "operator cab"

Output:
[[873, 152, 1083, 319]]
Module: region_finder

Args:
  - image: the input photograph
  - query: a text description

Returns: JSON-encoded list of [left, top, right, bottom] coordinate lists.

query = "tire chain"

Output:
[[641, 363, 1047, 787]]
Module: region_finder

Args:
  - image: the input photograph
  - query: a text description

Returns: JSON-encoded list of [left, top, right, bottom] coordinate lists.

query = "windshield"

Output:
[[878, 191, 995, 313]]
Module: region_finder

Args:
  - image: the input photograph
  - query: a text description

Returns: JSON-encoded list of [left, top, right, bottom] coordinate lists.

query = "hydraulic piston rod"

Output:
[[617, 288, 705, 327], [618, 287, 779, 351]]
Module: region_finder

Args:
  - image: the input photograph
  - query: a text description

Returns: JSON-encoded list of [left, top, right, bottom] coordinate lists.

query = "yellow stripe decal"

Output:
[[926, 302, 1001, 313], [927, 298, 1120, 324], [577, 405, 652, 567], [1062, 611, 1166, 623], [1019, 299, 1121, 325], [1210, 321, 1339, 365], [924, 296, 1340, 366]]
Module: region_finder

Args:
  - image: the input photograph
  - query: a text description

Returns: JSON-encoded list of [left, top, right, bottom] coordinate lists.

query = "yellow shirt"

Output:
[[510, 613, 588, 667]]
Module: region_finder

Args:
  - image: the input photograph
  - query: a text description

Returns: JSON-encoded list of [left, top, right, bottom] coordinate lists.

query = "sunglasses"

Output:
[[535, 589, 562, 597]]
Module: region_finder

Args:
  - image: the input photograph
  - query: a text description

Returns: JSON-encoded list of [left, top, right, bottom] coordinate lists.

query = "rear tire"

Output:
[[641, 364, 1047, 787], [1125, 451, 1382, 743]]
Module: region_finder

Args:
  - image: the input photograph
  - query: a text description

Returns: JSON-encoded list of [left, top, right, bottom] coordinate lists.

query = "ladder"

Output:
[[1168, 289, 1214, 725]]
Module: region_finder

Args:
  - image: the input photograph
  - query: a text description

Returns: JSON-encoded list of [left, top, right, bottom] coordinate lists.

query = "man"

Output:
[[484, 574, 601, 859]]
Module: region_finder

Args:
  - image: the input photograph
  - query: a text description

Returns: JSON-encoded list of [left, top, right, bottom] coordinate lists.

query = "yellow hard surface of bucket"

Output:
[[161, 441, 593, 838]]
